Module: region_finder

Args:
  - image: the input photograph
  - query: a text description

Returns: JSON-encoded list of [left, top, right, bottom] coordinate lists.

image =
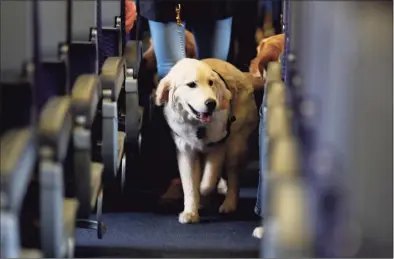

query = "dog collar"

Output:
[[196, 69, 236, 147]]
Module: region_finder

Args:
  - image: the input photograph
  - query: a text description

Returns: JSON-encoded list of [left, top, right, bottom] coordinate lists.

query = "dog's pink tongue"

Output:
[[200, 114, 212, 123]]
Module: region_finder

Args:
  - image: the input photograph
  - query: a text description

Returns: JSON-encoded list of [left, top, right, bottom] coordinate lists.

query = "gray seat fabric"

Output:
[[0, 210, 20, 258], [72, 1, 97, 41], [102, 1, 120, 25], [39, 1, 67, 57]]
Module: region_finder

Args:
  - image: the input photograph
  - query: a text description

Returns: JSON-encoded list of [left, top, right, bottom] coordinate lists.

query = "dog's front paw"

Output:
[[200, 184, 215, 196], [217, 178, 228, 195], [178, 211, 199, 224], [252, 226, 264, 239], [219, 198, 237, 214]]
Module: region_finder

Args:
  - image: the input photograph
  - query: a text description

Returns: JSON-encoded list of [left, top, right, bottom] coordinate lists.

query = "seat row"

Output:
[[0, 0, 142, 257]]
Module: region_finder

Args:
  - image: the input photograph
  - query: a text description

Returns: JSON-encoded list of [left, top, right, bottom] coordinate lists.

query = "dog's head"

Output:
[[155, 58, 232, 124]]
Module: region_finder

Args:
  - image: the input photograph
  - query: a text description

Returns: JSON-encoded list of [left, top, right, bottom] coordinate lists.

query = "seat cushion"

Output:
[[20, 249, 43, 258], [90, 162, 103, 208], [63, 198, 79, 239], [0, 128, 36, 212], [117, 131, 126, 169], [38, 96, 72, 162]]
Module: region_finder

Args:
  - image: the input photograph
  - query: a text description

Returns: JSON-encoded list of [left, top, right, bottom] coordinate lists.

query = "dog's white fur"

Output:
[[155, 58, 258, 223], [252, 226, 264, 238]]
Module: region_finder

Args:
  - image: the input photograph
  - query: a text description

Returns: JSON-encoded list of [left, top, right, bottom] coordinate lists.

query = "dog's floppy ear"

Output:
[[256, 39, 266, 57], [212, 72, 232, 110], [155, 75, 171, 106]]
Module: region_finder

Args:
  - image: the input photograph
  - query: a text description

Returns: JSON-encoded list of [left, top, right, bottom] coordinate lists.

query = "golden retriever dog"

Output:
[[155, 58, 258, 224], [143, 30, 197, 71]]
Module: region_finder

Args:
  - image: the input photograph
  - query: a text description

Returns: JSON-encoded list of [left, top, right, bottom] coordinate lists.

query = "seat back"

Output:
[[0, 0, 41, 257], [0, 2, 33, 73], [69, 0, 99, 85], [36, 1, 69, 109], [100, 0, 123, 68], [38, 1, 67, 57], [265, 1, 393, 257], [69, 0, 102, 148]]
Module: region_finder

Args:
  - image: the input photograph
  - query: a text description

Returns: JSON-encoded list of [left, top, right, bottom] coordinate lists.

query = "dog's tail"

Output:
[[243, 72, 265, 91]]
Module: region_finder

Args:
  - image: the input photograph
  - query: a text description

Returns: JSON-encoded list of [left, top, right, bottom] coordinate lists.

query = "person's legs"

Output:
[[148, 20, 186, 78], [189, 17, 233, 60], [255, 93, 268, 218]]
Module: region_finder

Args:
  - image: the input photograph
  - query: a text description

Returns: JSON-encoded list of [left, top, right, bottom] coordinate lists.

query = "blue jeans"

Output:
[[256, 54, 285, 218], [255, 92, 268, 217], [148, 18, 233, 78]]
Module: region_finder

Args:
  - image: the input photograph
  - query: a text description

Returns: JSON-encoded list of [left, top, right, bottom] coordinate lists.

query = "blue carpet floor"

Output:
[[75, 188, 261, 258]]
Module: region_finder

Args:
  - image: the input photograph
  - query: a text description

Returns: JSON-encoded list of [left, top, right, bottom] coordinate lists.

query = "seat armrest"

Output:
[[71, 74, 101, 127], [38, 96, 72, 161], [124, 40, 142, 76], [0, 128, 36, 212], [100, 57, 126, 101]]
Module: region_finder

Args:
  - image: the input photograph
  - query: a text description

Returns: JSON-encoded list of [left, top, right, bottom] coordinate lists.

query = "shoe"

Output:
[[159, 178, 183, 204]]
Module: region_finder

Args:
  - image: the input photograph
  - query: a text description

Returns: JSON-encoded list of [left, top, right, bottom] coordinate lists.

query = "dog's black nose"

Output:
[[204, 99, 217, 113]]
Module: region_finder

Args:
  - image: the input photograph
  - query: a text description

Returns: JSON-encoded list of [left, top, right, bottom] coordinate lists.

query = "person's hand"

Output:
[[249, 33, 285, 82], [125, 0, 137, 34]]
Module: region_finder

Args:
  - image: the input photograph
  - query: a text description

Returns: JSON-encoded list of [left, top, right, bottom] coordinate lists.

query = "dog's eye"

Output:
[[208, 80, 214, 86], [186, 82, 197, 88]]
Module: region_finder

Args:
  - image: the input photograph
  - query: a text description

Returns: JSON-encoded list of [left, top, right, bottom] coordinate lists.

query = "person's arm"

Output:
[[125, 0, 137, 34]]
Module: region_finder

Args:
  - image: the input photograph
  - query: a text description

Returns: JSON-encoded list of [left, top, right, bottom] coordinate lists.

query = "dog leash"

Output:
[[175, 4, 186, 58], [172, 6, 235, 146]]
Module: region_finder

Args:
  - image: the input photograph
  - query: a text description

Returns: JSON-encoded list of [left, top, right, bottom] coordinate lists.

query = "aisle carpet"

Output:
[[75, 188, 261, 258]]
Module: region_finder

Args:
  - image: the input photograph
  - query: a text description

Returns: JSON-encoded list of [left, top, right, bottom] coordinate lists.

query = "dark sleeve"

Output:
[[256, 0, 266, 28], [139, 0, 233, 22], [139, 0, 180, 22], [183, 1, 233, 22]]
